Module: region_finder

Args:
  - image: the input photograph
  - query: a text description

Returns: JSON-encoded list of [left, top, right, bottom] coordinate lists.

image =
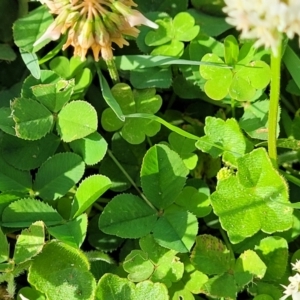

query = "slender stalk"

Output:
[[105, 58, 120, 84], [107, 149, 157, 212], [231, 98, 235, 118], [219, 228, 235, 261], [268, 44, 282, 168]]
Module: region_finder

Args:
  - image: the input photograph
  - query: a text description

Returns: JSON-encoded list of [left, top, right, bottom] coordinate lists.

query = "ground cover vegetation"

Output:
[[1, 0, 300, 299]]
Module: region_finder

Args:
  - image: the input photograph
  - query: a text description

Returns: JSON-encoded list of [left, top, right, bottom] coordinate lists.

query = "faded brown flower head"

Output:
[[34, 0, 158, 61]]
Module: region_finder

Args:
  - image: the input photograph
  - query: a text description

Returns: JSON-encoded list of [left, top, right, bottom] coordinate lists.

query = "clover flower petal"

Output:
[[223, 0, 300, 55], [36, 0, 158, 61]]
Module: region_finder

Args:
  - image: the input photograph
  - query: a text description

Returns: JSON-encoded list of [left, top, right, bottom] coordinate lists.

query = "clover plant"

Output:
[[1, 0, 300, 299]]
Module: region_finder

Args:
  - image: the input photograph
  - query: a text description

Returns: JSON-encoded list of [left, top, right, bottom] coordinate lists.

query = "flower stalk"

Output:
[[268, 42, 282, 168]]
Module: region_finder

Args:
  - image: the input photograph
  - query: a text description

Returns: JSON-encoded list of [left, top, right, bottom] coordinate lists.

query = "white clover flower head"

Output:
[[35, 0, 158, 61], [280, 273, 300, 300], [223, 0, 300, 56], [292, 260, 300, 273]]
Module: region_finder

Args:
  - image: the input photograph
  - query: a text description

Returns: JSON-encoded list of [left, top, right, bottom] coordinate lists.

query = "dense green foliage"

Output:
[[1, 0, 300, 299]]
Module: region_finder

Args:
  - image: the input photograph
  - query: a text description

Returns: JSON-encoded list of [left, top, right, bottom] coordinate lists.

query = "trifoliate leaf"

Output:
[[141, 144, 189, 209], [13, 221, 45, 264], [71, 175, 111, 219], [99, 194, 157, 238], [123, 250, 155, 282], [139, 235, 184, 287], [2, 198, 64, 227], [31, 79, 74, 112], [101, 83, 162, 144], [200, 54, 232, 100], [34, 152, 85, 200], [11, 97, 54, 140], [57, 100, 98, 142], [153, 205, 198, 253], [196, 117, 252, 167], [211, 148, 293, 243], [28, 241, 96, 300], [95, 274, 168, 300]]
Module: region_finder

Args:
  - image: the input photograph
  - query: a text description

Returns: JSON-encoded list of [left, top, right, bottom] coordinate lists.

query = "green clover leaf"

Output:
[[211, 148, 293, 243], [200, 37, 271, 101], [101, 83, 162, 144], [145, 12, 200, 57]]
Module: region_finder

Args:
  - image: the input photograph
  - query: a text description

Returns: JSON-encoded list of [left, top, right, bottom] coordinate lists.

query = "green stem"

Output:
[[219, 229, 234, 260], [107, 149, 157, 212], [268, 44, 282, 169], [231, 98, 235, 118], [105, 58, 120, 84], [278, 150, 298, 165], [18, 0, 28, 17]]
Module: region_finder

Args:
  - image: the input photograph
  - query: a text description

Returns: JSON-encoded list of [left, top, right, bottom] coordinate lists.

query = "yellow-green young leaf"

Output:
[[191, 235, 233, 275], [0, 229, 9, 263], [211, 148, 293, 243], [34, 152, 85, 200], [139, 235, 184, 287], [141, 144, 189, 209], [11, 97, 54, 140], [47, 214, 88, 248], [99, 194, 157, 238], [1, 198, 64, 228], [101, 83, 162, 144], [28, 241, 96, 300], [57, 100, 98, 142], [13, 221, 45, 264], [200, 54, 232, 100], [69, 132, 108, 166], [95, 274, 169, 300], [123, 250, 155, 282], [196, 117, 253, 167], [254, 236, 288, 281], [71, 175, 111, 219]]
